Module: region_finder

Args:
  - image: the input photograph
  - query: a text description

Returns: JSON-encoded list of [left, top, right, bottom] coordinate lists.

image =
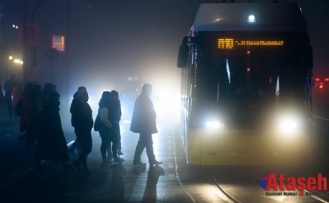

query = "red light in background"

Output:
[[319, 82, 324, 89], [315, 78, 320, 82], [325, 78, 329, 82]]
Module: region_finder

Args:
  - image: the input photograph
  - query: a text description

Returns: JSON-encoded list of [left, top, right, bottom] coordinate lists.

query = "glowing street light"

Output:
[[9, 55, 23, 65], [14, 59, 23, 65]]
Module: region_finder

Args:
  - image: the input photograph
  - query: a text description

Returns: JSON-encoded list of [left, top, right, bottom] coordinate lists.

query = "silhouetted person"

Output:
[[71, 87, 93, 175], [96, 91, 124, 166], [0, 84, 4, 105], [42, 82, 56, 104], [108, 90, 123, 157], [34, 91, 72, 171], [31, 84, 44, 140], [11, 83, 23, 121], [69, 87, 87, 157], [18, 82, 37, 146], [3, 74, 18, 121], [131, 84, 162, 166]]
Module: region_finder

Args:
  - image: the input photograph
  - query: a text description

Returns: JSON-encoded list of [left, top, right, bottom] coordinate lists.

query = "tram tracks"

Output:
[[172, 115, 329, 203], [211, 176, 242, 203], [172, 128, 242, 203]]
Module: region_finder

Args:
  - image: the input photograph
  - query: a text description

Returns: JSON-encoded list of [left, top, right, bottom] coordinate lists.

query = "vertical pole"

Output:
[[0, 52, 3, 87], [50, 61, 53, 83], [0, 11, 3, 87], [65, 0, 70, 99], [22, 0, 28, 84]]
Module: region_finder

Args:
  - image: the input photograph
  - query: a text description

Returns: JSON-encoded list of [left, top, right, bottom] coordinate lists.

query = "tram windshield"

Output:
[[192, 53, 305, 130]]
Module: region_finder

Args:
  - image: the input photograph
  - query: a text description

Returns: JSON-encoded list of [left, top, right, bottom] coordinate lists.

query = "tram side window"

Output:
[[197, 57, 230, 108]]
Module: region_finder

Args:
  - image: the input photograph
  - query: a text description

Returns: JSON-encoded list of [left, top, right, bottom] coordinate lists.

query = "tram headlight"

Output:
[[276, 115, 301, 135], [205, 120, 225, 129]]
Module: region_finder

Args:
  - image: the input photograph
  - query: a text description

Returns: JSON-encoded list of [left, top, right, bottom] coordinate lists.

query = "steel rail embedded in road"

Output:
[[212, 177, 242, 203], [314, 115, 329, 122], [173, 129, 197, 203]]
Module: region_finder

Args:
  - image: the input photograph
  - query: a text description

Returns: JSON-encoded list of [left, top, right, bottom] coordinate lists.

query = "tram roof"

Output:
[[192, 3, 308, 32]]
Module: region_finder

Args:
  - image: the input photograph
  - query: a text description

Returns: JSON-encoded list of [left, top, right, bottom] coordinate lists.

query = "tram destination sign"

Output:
[[217, 38, 284, 50]]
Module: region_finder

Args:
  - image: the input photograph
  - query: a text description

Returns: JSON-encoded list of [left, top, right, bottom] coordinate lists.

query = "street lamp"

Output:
[[9, 55, 23, 65]]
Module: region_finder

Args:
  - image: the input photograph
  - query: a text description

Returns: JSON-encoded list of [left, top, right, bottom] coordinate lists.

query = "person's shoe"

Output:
[[133, 161, 147, 167], [150, 160, 162, 165], [118, 150, 123, 156], [74, 161, 82, 172], [113, 157, 125, 163]]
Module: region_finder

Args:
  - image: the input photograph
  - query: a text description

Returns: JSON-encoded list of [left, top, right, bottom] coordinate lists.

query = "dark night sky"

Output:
[[1, 0, 329, 96]]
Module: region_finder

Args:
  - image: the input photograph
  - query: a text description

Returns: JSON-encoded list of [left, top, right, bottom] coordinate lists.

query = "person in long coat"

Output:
[[34, 91, 71, 170], [18, 82, 40, 147], [70, 87, 93, 174], [131, 84, 162, 166]]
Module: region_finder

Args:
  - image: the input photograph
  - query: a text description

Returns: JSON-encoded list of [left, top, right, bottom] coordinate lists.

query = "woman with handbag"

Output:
[[96, 91, 124, 166]]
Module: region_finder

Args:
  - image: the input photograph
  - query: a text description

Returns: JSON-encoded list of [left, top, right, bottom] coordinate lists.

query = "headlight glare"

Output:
[[276, 115, 301, 135], [205, 120, 225, 129]]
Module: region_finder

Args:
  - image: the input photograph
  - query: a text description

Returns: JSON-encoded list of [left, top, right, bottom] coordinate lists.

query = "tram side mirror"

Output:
[[177, 37, 189, 68]]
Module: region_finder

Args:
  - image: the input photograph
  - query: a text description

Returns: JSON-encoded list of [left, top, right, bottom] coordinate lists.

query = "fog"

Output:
[[2, 0, 329, 127], [36, 0, 199, 127]]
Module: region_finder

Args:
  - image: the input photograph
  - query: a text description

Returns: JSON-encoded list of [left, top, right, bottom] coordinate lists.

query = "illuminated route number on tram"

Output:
[[217, 38, 284, 49]]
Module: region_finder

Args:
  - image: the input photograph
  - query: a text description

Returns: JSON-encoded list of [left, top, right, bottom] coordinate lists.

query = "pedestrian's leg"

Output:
[[112, 139, 118, 159], [82, 134, 92, 174], [112, 132, 124, 162], [75, 134, 90, 173], [133, 134, 146, 165], [74, 136, 83, 172], [100, 131, 110, 164], [145, 134, 156, 164], [117, 127, 123, 155], [74, 153, 82, 172], [107, 142, 113, 160]]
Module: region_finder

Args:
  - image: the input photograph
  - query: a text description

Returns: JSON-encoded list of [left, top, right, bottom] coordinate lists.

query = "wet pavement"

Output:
[[0, 103, 200, 202], [1, 104, 329, 202]]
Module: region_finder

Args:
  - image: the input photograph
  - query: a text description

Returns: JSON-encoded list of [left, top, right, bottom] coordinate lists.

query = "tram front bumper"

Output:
[[187, 128, 310, 166]]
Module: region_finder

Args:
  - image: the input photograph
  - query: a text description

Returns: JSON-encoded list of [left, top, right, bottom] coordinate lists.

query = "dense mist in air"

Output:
[[1, 0, 329, 122]]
